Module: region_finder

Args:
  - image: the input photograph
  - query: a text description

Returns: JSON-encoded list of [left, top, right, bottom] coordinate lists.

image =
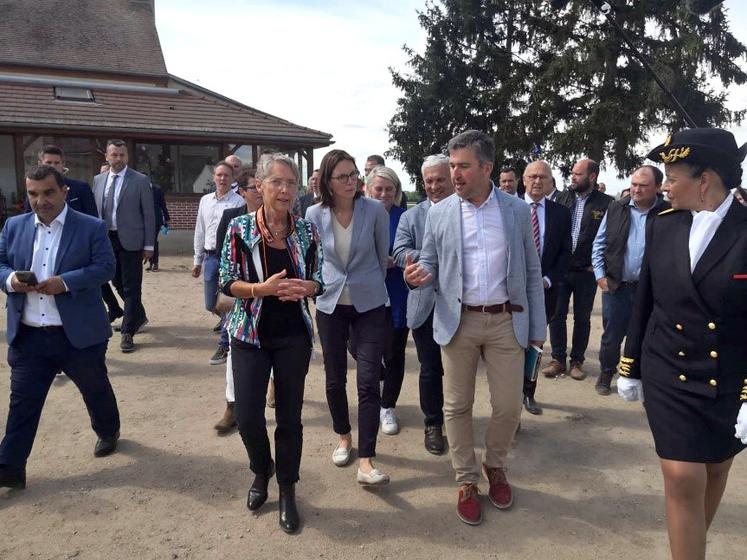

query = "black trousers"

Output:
[[149, 230, 161, 268], [231, 333, 311, 485], [0, 325, 120, 467], [411, 311, 444, 427], [549, 269, 597, 365], [350, 308, 409, 410], [101, 282, 122, 315], [316, 305, 386, 458], [524, 285, 559, 399], [108, 231, 147, 335]]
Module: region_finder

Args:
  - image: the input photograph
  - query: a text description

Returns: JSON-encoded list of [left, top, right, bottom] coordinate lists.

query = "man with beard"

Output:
[[543, 159, 612, 380]]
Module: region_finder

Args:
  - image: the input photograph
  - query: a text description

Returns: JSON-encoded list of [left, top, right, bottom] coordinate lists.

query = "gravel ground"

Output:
[[0, 255, 744, 560]]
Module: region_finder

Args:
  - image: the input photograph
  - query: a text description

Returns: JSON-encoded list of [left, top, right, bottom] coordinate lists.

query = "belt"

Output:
[[619, 281, 639, 289], [20, 323, 64, 332], [204, 249, 218, 256], [462, 302, 524, 314]]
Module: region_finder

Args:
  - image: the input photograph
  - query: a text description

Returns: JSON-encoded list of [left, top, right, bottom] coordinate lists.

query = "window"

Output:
[[54, 87, 95, 103]]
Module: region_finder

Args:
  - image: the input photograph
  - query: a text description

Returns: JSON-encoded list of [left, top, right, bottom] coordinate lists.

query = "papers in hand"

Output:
[[524, 345, 543, 382]]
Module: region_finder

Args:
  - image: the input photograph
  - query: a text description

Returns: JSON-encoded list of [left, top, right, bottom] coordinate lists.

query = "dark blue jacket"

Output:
[[386, 205, 408, 329], [0, 208, 116, 348], [23, 177, 98, 218], [152, 185, 170, 230]]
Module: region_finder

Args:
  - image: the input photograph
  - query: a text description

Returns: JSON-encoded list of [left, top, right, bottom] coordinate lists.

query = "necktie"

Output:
[[531, 202, 541, 256], [104, 174, 118, 229]]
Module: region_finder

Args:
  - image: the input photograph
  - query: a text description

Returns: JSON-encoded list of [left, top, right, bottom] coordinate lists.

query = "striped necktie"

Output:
[[531, 202, 541, 256]]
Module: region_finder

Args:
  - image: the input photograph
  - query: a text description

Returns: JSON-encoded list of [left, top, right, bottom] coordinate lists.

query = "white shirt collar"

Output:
[[34, 203, 68, 228], [109, 166, 127, 179], [524, 193, 545, 206], [691, 194, 733, 219], [460, 184, 497, 209]]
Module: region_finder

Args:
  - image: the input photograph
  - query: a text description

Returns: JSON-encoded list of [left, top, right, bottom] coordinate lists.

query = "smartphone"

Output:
[[15, 271, 38, 286]]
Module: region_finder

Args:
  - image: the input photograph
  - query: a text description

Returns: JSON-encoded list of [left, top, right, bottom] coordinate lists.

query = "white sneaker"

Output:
[[357, 468, 390, 486], [332, 442, 352, 467], [380, 407, 400, 435]]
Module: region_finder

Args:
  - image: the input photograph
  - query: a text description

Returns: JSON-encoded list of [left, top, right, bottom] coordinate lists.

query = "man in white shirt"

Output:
[[192, 161, 245, 365], [405, 130, 545, 526], [0, 166, 120, 488]]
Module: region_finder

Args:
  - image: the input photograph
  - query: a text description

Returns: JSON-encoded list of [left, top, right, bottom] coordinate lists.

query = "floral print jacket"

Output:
[[219, 212, 324, 346]]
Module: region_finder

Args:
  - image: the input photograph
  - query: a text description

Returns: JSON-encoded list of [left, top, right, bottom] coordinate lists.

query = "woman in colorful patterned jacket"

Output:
[[219, 153, 323, 534]]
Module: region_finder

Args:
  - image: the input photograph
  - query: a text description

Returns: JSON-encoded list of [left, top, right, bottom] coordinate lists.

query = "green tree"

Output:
[[388, 0, 747, 189]]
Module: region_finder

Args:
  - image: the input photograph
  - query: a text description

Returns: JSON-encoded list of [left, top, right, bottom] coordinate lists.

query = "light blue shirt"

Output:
[[592, 200, 651, 282]]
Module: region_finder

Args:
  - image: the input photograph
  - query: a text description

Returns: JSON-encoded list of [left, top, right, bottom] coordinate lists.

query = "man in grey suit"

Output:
[[393, 154, 454, 455], [93, 140, 155, 353], [405, 130, 545, 526]]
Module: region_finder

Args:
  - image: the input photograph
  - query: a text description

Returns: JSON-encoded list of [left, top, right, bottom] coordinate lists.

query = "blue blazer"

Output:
[[386, 206, 408, 329], [393, 199, 435, 329], [0, 208, 116, 349], [418, 187, 547, 347], [306, 197, 389, 314]]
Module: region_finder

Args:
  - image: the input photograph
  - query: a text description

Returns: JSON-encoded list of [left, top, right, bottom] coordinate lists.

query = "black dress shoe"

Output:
[[108, 308, 124, 324], [424, 425, 446, 455], [523, 396, 543, 415], [247, 460, 275, 511], [278, 484, 300, 534], [120, 333, 135, 353], [94, 431, 120, 457], [596, 372, 613, 396], [0, 464, 26, 489]]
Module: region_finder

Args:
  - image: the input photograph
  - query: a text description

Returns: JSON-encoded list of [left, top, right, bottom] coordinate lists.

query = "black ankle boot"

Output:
[[278, 483, 300, 534], [247, 460, 275, 511]]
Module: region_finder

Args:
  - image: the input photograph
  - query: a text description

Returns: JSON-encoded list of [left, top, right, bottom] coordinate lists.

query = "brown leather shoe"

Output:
[[214, 402, 237, 434], [457, 483, 482, 525], [541, 359, 566, 378], [570, 361, 587, 380]]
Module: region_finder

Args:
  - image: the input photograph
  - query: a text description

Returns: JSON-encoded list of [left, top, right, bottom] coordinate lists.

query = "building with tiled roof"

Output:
[[0, 0, 333, 228]]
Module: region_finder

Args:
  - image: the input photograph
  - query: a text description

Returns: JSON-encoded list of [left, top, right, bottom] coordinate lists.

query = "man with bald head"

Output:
[[591, 165, 668, 395], [225, 155, 243, 192], [521, 161, 572, 414], [544, 159, 613, 380]]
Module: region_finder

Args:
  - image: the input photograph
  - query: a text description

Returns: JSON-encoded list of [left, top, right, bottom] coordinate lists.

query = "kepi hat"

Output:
[[647, 128, 747, 167]]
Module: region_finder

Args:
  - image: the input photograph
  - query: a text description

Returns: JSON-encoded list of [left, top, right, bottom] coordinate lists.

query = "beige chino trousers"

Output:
[[442, 310, 524, 485]]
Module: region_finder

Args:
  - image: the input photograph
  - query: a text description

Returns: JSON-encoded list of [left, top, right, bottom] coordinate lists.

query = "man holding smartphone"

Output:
[[0, 165, 120, 489]]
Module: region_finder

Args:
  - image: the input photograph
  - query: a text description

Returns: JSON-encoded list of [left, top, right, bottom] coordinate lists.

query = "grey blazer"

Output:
[[418, 187, 546, 347], [93, 167, 156, 251], [306, 197, 389, 314], [392, 199, 435, 329]]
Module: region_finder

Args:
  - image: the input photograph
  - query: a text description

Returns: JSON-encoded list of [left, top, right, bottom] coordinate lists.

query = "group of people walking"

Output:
[[0, 127, 745, 559]]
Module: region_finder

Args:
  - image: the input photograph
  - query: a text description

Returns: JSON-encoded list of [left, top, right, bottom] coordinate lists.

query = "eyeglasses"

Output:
[[524, 174, 550, 182], [266, 178, 298, 189], [239, 185, 258, 192], [331, 171, 361, 184]]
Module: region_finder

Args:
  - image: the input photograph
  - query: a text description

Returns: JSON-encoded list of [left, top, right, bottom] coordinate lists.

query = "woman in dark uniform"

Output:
[[617, 128, 747, 560]]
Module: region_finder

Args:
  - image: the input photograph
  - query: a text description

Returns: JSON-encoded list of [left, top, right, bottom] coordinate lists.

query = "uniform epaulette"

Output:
[[658, 207, 677, 216]]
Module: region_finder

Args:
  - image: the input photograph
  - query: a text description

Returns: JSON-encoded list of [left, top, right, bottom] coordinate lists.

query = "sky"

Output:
[[155, 0, 747, 196]]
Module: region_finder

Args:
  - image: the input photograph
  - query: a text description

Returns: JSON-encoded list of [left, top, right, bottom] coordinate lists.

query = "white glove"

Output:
[[617, 377, 644, 403], [735, 403, 747, 444]]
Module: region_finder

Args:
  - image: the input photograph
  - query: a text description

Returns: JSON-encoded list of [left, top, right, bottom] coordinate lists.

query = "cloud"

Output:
[[156, 0, 426, 189]]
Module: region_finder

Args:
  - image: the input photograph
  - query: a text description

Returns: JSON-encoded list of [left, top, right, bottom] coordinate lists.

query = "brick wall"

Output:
[[165, 196, 199, 230]]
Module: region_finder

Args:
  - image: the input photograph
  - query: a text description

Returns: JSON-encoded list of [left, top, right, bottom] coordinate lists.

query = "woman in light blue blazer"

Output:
[[305, 149, 391, 486]]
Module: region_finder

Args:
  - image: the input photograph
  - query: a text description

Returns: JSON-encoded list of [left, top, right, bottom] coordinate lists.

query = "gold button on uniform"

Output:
[[678, 351, 685, 357], [709, 379, 718, 387], [709, 351, 718, 359], [708, 322, 716, 330], [679, 374, 687, 382], [676, 324, 683, 331]]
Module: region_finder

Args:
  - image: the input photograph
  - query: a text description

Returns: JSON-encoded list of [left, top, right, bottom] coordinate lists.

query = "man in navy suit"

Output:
[[522, 161, 572, 415], [0, 166, 120, 489], [22, 145, 98, 217]]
